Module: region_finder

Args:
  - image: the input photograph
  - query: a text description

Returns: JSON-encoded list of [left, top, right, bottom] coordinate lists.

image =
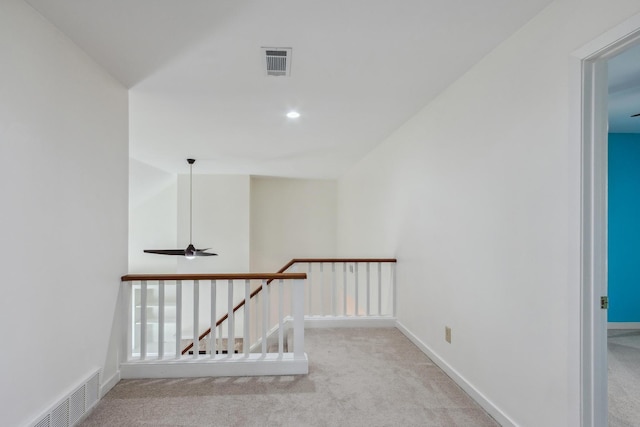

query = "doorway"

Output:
[[577, 14, 640, 427], [606, 44, 640, 425]]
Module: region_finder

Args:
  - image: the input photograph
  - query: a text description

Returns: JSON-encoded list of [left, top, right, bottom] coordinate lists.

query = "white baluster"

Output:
[[355, 263, 359, 316], [228, 279, 234, 356], [125, 282, 132, 361], [320, 262, 324, 316], [291, 264, 297, 318], [377, 263, 382, 316], [343, 263, 347, 315], [175, 280, 182, 359], [392, 263, 397, 317], [278, 278, 284, 355], [266, 278, 271, 337], [253, 285, 258, 354], [262, 281, 268, 355], [331, 262, 336, 316], [210, 280, 216, 358], [193, 280, 199, 358], [217, 323, 223, 356], [158, 280, 165, 360], [307, 262, 312, 315], [366, 262, 371, 316], [293, 278, 305, 359], [140, 280, 147, 360], [244, 280, 250, 357]]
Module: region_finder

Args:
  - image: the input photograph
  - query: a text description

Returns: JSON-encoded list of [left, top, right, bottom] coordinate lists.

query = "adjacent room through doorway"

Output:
[[606, 43, 640, 425]]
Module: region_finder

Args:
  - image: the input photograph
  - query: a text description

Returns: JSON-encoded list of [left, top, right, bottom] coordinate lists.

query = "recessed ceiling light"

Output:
[[286, 111, 300, 119]]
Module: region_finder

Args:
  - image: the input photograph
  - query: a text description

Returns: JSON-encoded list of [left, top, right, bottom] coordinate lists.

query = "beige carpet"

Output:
[[608, 329, 640, 427], [80, 328, 499, 426]]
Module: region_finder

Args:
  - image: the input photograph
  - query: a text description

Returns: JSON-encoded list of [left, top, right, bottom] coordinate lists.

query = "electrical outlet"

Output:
[[445, 326, 452, 343]]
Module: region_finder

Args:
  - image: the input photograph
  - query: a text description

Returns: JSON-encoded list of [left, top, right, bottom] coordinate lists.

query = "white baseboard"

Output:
[[305, 316, 397, 329], [395, 321, 516, 427], [608, 322, 640, 329], [100, 370, 121, 398], [120, 353, 309, 379]]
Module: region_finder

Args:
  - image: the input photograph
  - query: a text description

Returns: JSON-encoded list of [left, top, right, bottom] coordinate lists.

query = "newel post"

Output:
[[123, 279, 132, 362], [292, 275, 305, 358]]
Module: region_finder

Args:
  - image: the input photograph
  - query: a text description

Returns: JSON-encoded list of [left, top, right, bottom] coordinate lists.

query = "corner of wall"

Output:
[[100, 370, 121, 398]]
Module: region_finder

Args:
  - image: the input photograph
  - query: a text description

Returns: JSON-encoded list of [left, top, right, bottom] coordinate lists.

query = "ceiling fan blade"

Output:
[[194, 250, 218, 256], [631, 113, 640, 117], [144, 249, 186, 256]]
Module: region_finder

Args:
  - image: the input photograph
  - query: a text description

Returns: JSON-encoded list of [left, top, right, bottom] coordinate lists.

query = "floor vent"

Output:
[[263, 47, 292, 76], [51, 400, 69, 427], [33, 415, 50, 427], [31, 370, 100, 427]]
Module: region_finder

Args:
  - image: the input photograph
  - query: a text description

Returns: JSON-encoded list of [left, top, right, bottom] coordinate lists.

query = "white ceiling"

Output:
[[26, 0, 556, 178]]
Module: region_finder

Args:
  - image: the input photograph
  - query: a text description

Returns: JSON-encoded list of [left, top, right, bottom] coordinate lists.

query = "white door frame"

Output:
[[573, 14, 640, 427]]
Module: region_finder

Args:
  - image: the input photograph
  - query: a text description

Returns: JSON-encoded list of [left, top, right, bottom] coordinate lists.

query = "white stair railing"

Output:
[[192, 258, 397, 355], [284, 258, 397, 319], [120, 272, 307, 379]]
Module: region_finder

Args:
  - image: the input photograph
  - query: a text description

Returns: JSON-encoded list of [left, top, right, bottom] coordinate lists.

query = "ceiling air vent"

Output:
[[263, 47, 292, 77]]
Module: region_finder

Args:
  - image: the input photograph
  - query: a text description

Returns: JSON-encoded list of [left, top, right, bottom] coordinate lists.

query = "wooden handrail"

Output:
[[126, 258, 397, 355], [121, 273, 307, 282], [287, 258, 397, 264], [269, 259, 397, 277]]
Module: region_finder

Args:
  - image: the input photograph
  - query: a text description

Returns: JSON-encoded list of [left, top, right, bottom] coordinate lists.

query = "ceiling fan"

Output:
[[144, 159, 217, 259]]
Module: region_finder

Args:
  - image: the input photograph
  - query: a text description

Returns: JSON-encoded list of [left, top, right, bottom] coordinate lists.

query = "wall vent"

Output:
[[31, 370, 100, 427], [262, 47, 292, 77]]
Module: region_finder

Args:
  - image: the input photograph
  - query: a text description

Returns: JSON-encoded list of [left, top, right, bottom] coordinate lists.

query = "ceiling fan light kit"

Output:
[[143, 158, 217, 259]]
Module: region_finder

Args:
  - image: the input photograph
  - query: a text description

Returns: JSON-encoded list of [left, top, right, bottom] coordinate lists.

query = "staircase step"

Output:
[[187, 349, 239, 355], [181, 337, 243, 353]]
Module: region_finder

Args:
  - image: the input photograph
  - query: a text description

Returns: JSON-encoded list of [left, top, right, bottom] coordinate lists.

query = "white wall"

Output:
[[129, 159, 177, 273], [0, 1, 128, 426], [129, 174, 338, 275], [337, 1, 640, 426], [250, 177, 337, 272], [176, 174, 250, 273]]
